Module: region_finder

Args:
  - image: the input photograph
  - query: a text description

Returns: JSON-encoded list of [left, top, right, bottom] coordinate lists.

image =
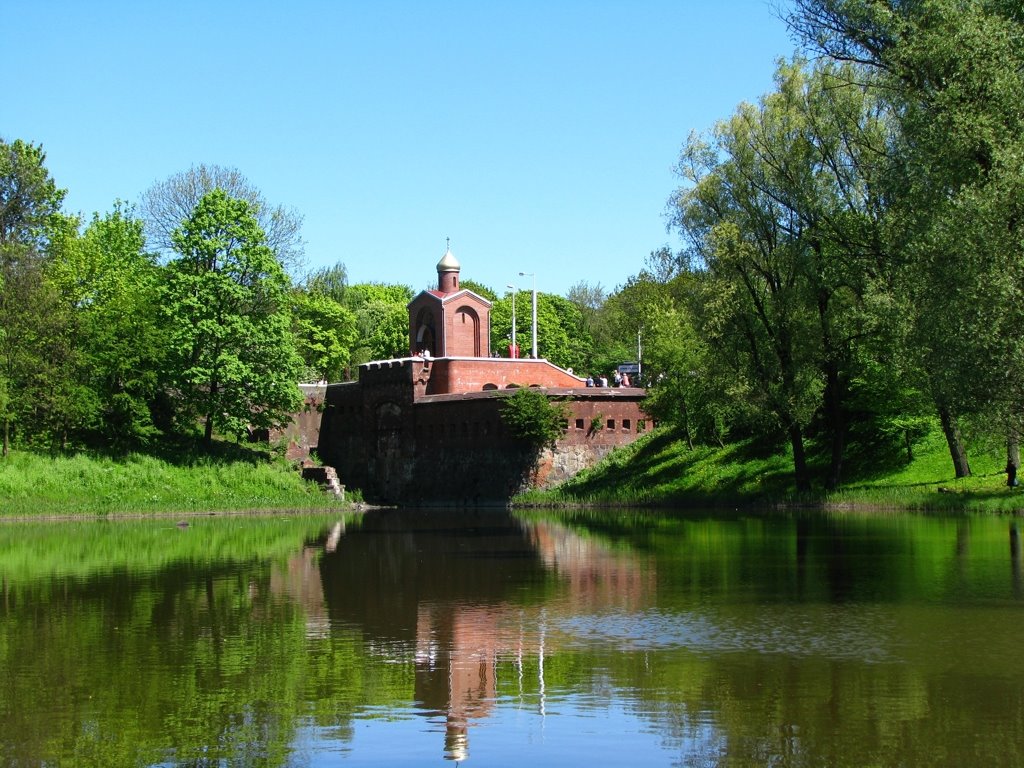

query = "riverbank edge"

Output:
[[0, 503, 386, 525], [508, 496, 1024, 515]]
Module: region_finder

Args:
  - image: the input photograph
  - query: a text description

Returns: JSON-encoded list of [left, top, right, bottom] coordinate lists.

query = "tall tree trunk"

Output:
[[204, 377, 218, 446], [823, 358, 844, 491], [937, 404, 971, 478], [1007, 429, 1020, 487], [816, 281, 845, 492], [681, 401, 694, 450], [2, 416, 8, 457], [789, 422, 811, 493]]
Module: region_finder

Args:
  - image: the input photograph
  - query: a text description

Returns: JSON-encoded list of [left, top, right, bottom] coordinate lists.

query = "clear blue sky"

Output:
[[5, 1, 796, 297]]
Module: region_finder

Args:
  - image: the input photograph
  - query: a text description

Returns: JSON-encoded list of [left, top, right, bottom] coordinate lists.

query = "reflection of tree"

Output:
[[0, 516, 348, 767], [0, 561, 308, 765], [1012, 523, 1022, 599]]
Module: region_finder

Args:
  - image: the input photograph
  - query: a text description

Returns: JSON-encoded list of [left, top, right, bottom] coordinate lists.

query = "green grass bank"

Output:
[[518, 425, 1024, 514], [0, 442, 341, 518]]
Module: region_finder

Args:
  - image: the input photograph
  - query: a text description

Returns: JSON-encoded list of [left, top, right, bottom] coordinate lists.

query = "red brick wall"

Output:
[[440, 295, 490, 357], [271, 385, 326, 461], [424, 358, 585, 394], [444, 304, 483, 357]]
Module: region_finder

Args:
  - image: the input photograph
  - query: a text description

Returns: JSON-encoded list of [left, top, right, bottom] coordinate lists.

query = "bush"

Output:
[[499, 389, 567, 448]]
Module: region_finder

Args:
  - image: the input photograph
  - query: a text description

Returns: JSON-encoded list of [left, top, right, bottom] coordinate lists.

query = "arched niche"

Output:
[[448, 305, 482, 357], [413, 307, 437, 357]]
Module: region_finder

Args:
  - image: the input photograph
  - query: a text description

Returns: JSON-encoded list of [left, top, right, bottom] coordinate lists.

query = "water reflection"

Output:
[[316, 508, 653, 760], [2, 510, 1024, 766]]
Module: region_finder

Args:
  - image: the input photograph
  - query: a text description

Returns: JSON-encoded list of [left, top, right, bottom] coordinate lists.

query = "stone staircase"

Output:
[[301, 463, 346, 500]]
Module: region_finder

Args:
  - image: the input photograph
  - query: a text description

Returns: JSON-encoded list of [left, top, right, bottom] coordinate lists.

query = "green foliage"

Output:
[[491, 290, 593, 370], [290, 289, 358, 381], [459, 278, 497, 301], [162, 189, 303, 444], [668, 60, 895, 490], [343, 282, 413, 307], [304, 260, 348, 303], [499, 388, 569, 447], [787, 0, 1024, 479], [343, 282, 414, 364], [0, 138, 66, 249], [640, 298, 729, 448], [0, 139, 69, 454], [536, 293, 591, 370], [48, 203, 164, 447]]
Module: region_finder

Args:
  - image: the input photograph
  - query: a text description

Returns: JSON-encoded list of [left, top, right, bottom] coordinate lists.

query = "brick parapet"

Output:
[[419, 357, 585, 395]]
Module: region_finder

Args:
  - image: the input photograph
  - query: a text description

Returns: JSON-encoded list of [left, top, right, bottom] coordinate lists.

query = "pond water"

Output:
[[1, 508, 1022, 767]]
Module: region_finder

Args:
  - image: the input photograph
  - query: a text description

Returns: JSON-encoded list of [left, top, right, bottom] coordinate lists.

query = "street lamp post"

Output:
[[519, 271, 537, 359], [637, 328, 643, 382], [506, 284, 517, 358]]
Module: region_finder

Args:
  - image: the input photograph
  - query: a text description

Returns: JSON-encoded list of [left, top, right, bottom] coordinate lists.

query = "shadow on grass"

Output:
[[64, 434, 273, 469], [559, 429, 797, 506]]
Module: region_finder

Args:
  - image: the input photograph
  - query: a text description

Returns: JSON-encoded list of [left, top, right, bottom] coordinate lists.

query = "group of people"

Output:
[[584, 371, 632, 388]]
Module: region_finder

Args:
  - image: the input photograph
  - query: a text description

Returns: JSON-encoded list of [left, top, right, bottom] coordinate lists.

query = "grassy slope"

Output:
[[0, 443, 341, 517], [518, 425, 1024, 513]]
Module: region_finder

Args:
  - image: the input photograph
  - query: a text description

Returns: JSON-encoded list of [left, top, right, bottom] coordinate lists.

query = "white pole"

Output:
[[506, 284, 517, 357], [637, 328, 642, 380], [520, 271, 537, 358]]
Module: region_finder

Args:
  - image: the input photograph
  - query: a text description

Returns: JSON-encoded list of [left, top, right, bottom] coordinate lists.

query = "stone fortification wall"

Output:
[[316, 383, 650, 505], [272, 384, 326, 461]]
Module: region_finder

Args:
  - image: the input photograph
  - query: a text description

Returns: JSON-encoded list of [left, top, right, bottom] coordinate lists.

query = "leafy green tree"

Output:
[[48, 204, 164, 447], [669, 59, 904, 489], [459, 279, 497, 301], [638, 284, 737, 449], [0, 139, 66, 455], [599, 272, 666, 376], [566, 280, 609, 362], [3, 242, 83, 451], [490, 290, 528, 359], [790, 0, 1024, 477], [536, 293, 590, 370], [140, 164, 305, 276], [490, 291, 593, 371], [304, 261, 348, 304], [671, 71, 823, 490], [161, 190, 302, 445]]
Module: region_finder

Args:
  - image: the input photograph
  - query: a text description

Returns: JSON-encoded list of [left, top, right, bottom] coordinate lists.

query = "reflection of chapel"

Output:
[[408, 242, 491, 359]]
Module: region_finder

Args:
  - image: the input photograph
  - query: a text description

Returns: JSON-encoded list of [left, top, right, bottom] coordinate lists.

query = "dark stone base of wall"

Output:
[[310, 378, 650, 506]]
